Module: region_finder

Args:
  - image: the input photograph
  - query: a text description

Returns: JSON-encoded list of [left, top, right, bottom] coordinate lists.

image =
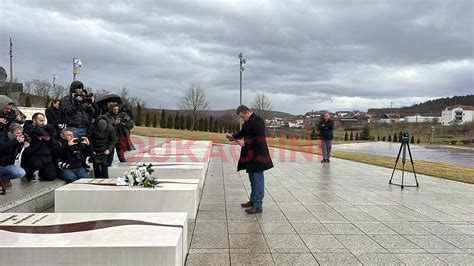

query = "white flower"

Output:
[[144, 171, 150, 178], [136, 176, 144, 183]]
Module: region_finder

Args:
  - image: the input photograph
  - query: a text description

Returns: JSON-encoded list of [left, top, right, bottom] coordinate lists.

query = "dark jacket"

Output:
[[0, 95, 25, 132], [45, 106, 63, 128], [0, 131, 22, 166], [232, 113, 274, 173], [318, 119, 334, 141], [60, 81, 94, 128], [87, 116, 117, 154], [55, 140, 93, 169], [21, 136, 55, 164], [105, 110, 135, 151]]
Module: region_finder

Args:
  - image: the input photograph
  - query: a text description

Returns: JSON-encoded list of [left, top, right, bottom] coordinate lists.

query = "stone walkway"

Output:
[[186, 144, 474, 265]]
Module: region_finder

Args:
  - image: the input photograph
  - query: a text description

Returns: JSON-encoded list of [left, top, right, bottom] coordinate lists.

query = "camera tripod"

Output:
[[389, 134, 419, 189]]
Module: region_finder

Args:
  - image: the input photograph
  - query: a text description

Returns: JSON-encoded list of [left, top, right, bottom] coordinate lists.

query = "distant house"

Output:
[[441, 105, 474, 125], [402, 115, 441, 123]]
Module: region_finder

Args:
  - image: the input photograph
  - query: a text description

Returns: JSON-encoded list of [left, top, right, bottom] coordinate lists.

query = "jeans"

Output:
[[0, 165, 26, 180], [321, 139, 332, 160], [59, 167, 91, 184], [71, 127, 87, 139], [248, 171, 265, 209]]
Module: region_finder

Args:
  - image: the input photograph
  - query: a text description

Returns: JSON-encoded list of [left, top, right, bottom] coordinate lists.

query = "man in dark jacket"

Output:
[[55, 128, 93, 183], [0, 123, 28, 190], [87, 116, 117, 178], [0, 95, 25, 133], [318, 112, 334, 163], [105, 103, 135, 166], [21, 113, 57, 182], [45, 99, 64, 138], [227, 105, 273, 214], [60, 81, 95, 138]]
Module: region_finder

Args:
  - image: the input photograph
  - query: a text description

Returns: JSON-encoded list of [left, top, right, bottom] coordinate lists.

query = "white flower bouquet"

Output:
[[118, 163, 158, 188]]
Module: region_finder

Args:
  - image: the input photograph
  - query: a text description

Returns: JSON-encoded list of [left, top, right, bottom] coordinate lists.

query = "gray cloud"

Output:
[[0, 0, 472, 114]]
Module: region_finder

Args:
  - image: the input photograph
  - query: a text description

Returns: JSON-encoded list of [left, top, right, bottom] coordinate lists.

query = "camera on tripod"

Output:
[[402, 132, 409, 141]]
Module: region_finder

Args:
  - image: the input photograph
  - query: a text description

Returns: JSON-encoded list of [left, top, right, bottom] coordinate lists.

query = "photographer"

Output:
[[55, 128, 93, 183], [0, 123, 28, 190], [60, 81, 95, 138], [105, 103, 135, 166], [45, 99, 64, 139], [318, 112, 334, 163], [87, 116, 117, 178], [21, 114, 57, 182], [0, 96, 25, 133]]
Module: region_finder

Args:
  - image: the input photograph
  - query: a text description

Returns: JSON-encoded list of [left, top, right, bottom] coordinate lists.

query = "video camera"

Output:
[[73, 89, 94, 103]]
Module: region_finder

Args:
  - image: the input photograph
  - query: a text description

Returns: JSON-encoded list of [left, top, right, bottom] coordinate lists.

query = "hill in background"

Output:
[[367, 95, 474, 117]]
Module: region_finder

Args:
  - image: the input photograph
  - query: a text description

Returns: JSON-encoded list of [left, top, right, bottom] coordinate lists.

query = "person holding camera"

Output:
[[318, 112, 334, 163], [60, 81, 95, 139], [0, 123, 28, 191], [226, 105, 274, 214], [87, 116, 117, 178], [0, 96, 25, 133], [55, 128, 93, 183], [45, 99, 65, 139], [105, 103, 135, 166], [21, 113, 58, 182]]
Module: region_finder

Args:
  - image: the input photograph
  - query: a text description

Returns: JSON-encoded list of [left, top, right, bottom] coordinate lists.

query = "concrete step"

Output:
[[0, 177, 64, 213]]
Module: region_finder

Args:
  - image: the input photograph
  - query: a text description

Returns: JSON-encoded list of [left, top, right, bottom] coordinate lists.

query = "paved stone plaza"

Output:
[[186, 144, 474, 265]]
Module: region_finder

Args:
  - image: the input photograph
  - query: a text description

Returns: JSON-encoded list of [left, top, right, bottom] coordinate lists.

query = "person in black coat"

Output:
[[55, 128, 93, 183], [21, 113, 57, 181], [87, 116, 117, 178], [60, 81, 95, 138], [45, 99, 65, 139], [226, 105, 273, 214], [318, 112, 334, 163], [0, 123, 28, 190]]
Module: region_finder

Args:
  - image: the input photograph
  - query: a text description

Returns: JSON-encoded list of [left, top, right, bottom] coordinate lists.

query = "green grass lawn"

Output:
[[132, 126, 474, 184]]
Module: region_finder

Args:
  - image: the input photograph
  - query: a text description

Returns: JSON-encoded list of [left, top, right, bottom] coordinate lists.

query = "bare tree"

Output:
[[51, 84, 67, 99], [179, 83, 209, 130], [28, 79, 52, 99], [252, 92, 273, 121]]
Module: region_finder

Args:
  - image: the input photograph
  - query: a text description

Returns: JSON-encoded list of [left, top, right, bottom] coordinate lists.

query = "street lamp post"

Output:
[[238, 52, 246, 129], [73, 57, 82, 81], [53, 74, 58, 89]]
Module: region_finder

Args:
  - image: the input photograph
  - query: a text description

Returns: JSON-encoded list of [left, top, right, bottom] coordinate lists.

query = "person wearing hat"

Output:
[[87, 116, 117, 178], [60, 81, 95, 138], [21, 113, 57, 182], [0, 95, 25, 133]]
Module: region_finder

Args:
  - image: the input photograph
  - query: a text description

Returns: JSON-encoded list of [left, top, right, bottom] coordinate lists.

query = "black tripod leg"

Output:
[[390, 143, 404, 184], [406, 142, 419, 187], [401, 157, 405, 189]]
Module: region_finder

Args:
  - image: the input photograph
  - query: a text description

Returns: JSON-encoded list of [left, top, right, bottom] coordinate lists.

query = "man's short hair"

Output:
[[32, 112, 45, 120], [8, 123, 23, 133], [61, 127, 74, 136], [51, 99, 60, 106], [236, 105, 251, 115]]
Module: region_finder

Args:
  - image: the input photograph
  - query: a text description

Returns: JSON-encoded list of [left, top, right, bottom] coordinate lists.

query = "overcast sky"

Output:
[[1, 0, 472, 114]]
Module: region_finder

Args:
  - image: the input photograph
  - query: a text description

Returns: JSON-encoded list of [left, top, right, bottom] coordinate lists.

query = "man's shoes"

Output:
[[245, 207, 262, 214], [25, 174, 36, 182], [321, 159, 327, 163], [327, 159, 330, 162], [241, 201, 254, 208]]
